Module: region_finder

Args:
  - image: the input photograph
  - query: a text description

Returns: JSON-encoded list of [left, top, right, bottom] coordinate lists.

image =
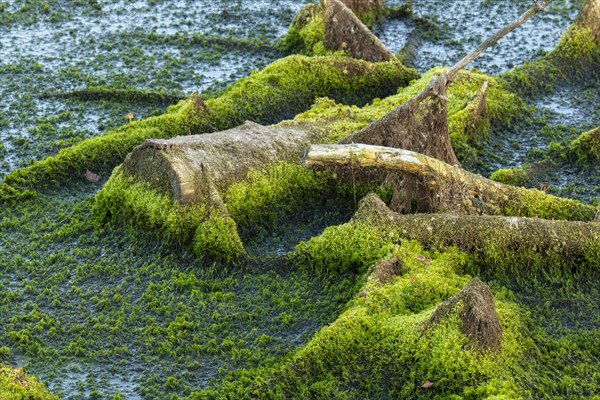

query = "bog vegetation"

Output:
[[0, 0, 598, 399]]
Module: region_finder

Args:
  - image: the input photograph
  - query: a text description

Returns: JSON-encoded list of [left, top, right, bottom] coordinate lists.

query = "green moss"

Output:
[[502, 188, 597, 221], [94, 167, 206, 246], [225, 163, 333, 233], [193, 214, 246, 264], [569, 126, 600, 163], [490, 168, 529, 187], [1, 55, 417, 201], [93, 167, 245, 262], [41, 86, 186, 104], [295, 67, 528, 163], [294, 221, 396, 275], [501, 18, 600, 95], [278, 1, 386, 56], [192, 242, 525, 399], [278, 4, 328, 55], [0, 365, 57, 399]]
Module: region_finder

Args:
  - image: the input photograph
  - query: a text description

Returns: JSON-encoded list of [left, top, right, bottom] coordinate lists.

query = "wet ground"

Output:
[[480, 79, 600, 203], [0, 184, 358, 399], [378, 0, 584, 74], [1, 0, 599, 398]]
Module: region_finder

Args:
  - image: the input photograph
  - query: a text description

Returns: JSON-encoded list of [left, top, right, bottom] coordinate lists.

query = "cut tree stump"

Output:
[[323, 0, 395, 62], [121, 121, 321, 204], [575, 0, 600, 42], [421, 278, 503, 353], [327, 1, 554, 211]]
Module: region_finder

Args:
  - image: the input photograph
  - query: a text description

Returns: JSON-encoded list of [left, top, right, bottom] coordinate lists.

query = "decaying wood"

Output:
[[122, 121, 321, 204], [353, 193, 600, 265], [460, 80, 488, 139], [369, 256, 406, 285], [340, 74, 458, 163], [331, 2, 553, 212], [323, 0, 395, 62], [421, 278, 503, 353], [303, 144, 597, 220], [338, 0, 384, 15], [341, 0, 554, 152], [575, 0, 600, 42]]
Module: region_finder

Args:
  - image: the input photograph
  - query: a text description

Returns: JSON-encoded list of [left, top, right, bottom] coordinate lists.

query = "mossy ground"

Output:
[[2, 0, 599, 398], [0, 184, 362, 399], [0, 55, 415, 204], [0, 365, 56, 400], [190, 210, 599, 399]]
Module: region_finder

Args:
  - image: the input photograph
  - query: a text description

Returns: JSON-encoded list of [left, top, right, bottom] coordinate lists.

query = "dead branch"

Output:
[[303, 144, 597, 220]]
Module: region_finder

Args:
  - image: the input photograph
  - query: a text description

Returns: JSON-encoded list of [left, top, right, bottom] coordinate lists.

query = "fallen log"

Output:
[[122, 121, 320, 204], [303, 144, 597, 220], [102, 120, 329, 263], [328, 1, 553, 212], [352, 193, 600, 273], [1, 55, 417, 204]]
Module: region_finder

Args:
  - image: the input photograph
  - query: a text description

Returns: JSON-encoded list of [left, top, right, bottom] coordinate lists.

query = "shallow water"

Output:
[[478, 78, 600, 202], [0, 0, 297, 176], [380, 0, 583, 74]]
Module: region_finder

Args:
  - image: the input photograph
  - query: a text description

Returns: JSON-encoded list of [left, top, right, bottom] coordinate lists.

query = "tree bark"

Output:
[[122, 121, 321, 204], [338, 0, 384, 15], [353, 193, 600, 264], [303, 144, 597, 220], [575, 0, 600, 42]]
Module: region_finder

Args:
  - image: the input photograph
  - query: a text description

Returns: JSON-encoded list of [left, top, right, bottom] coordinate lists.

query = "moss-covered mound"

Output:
[[0, 365, 56, 400], [0, 55, 417, 204], [191, 240, 524, 399], [501, 0, 600, 95], [490, 168, 530, 187], [278, 0, 392, 56], [94, 163, 339, 262], [569, 125, 600, 163], [187, 192, 600, 398]]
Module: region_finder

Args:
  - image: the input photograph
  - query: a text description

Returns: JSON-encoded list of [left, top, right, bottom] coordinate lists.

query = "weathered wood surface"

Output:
[[323, 0, 395, 62], [353, 193, 600, 260], [122, 121, 320, 204], [339, 0, 384, 15], [575, 0, 600, 41], [303, 144, 597, 220]]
